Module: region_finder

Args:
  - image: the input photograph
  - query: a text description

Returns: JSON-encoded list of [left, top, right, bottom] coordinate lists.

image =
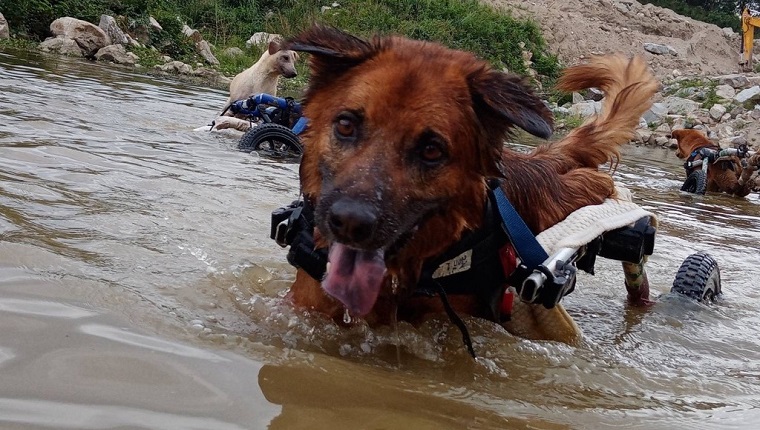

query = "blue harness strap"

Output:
[[491, 186, 548, 270]]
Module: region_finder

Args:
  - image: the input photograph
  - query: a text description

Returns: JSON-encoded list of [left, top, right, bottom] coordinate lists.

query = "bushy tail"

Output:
[[547, 54, 659, 168]]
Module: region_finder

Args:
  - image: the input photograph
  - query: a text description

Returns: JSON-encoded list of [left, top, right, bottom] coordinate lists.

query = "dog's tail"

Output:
[[550, 54, 659, 168]]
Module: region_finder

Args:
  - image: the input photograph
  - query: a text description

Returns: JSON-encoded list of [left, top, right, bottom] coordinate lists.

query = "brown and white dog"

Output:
[[282, 26, 658, 339], [672, 128, 760, 197]]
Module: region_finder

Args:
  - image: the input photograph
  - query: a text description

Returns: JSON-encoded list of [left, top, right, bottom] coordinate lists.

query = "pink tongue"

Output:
[[322, 244, 386, 316]]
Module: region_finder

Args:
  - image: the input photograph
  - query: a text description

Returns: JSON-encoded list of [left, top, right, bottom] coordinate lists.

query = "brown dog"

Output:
[[283, 26, 658, 338], [672, 128, 759, 197]]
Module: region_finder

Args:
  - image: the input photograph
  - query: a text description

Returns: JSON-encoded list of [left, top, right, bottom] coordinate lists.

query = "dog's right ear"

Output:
[[468, 68, 554, 140], [286, 25, 377, 86]]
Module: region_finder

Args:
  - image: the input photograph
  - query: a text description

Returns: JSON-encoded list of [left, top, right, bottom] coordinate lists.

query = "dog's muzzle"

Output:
[[326, 198, 379, 247]]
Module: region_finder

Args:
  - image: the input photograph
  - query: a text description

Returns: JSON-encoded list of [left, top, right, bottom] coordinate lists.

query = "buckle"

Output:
[[270, 200, 303, 247], [515, 248, 579, 309]]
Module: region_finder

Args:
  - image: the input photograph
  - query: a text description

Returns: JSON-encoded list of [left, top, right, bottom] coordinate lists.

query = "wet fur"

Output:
[[672, 129, 758, 197], [285, 26, 659, 324]]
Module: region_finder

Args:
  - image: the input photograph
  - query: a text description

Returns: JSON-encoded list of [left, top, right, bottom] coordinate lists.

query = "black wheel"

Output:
[[238, 123, 303, 157], [671, 252, 721, 302], [681, 170, 707, 195]]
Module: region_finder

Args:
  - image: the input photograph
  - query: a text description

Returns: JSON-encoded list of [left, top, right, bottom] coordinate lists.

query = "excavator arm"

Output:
[[741, 8, 760, 71]]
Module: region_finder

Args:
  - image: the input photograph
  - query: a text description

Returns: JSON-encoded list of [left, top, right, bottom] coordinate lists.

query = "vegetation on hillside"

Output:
[[640, 0, 751, 32], [0, 0, 561, 85]]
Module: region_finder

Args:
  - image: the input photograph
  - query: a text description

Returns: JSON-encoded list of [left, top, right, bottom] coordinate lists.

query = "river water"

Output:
[[1, 49, 759, 430]]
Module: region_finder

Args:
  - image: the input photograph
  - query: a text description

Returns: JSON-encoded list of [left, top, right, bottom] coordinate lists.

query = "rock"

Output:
[[714, 84, 736, 100], [183, 24, 203, 43], [715, 124, 735, 139], [50, 17, 110, 57], [583, 87, 604, 101], [572, 92, 585, 103], [642, 102, 668, 125], [654, 123, 671, 134], [569, 101, 602, 117], [730, 135, 748, 147], [95, 44, 138, 65], [39, 36, 83, 56], [643, 42, 677, 56], [709, 104, 727, 121], [195, 40, 219, 66], [729, 106, 746, 118], [223, 47, 244, 57], [149, 16, 163, 32], [99, 15, 128, 45], [672, 69, 682, 77], [125, 34, 142, 48], [246, 32, 280, 49], [157, 60, 193, 74], [661, 96, 701, 115], [722, 27, 735, 37], [734, 86, 760, 103], [0, 13, 9, 39], [747, 76, 760, 87], [654, 136, 670, 146], [636, 129, 653, 143], [717, 74, 750, 89]]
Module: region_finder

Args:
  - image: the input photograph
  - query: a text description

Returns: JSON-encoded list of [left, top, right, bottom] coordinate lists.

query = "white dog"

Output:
[[196, 39, 300, 133]]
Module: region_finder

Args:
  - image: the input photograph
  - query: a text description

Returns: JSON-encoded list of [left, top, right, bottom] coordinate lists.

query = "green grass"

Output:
[[0, 37, 39, 50], [2, 0, 562, 85]]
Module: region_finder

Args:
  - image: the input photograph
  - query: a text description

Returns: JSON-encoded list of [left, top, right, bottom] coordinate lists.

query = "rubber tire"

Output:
[[681, 170, 707, 195], [238, 123, 303, 156], [671, 252, 721, 302]]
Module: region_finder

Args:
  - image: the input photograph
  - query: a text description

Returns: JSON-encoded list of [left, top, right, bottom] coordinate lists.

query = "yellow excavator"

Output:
[[740, 7, 760, 71]]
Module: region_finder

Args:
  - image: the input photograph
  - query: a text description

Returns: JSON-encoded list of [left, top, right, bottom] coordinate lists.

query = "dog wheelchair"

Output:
[[680, 143, 758, 194], [222, 93, 307, 158], [270, 184, 722, 352]]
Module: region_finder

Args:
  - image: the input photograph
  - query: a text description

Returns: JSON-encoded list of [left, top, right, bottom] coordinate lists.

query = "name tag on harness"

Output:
[[432, 250, 472, 279]]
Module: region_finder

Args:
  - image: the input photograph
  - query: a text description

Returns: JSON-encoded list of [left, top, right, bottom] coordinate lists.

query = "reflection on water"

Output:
[[1, 48, 760, 429]]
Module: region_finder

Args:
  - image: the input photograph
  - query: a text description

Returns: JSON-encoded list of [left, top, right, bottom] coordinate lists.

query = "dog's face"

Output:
[[267, 40, 299, 78], [671, 129, 710, 159], [287, 26, 552, 315]]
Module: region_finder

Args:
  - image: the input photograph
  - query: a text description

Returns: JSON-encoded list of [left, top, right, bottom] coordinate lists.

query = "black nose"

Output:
[[327, 198, 378, 245]]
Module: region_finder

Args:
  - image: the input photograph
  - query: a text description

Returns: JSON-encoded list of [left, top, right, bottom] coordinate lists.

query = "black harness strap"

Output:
[[434, 282, 477, 358]]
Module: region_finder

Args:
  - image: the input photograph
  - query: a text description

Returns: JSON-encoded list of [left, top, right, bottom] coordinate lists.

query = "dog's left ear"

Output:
[[285, 25, 377, 90], [469, 69, 553, 139], [268, 39, 282, 55]]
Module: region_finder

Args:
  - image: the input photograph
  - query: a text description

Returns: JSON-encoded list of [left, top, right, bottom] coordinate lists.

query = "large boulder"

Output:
[[0, 13, 10, 39], [50, 17, 110, 57], [99, 15, 128, 45]]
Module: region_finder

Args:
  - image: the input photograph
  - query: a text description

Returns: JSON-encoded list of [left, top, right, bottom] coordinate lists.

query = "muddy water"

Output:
[[1, 49, 759, 430]]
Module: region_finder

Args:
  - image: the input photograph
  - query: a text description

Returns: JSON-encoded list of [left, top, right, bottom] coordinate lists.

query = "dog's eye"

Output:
[[333, 112, 359, 142], [415, 131, 448, 166], [421, 144, 443, 162]]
